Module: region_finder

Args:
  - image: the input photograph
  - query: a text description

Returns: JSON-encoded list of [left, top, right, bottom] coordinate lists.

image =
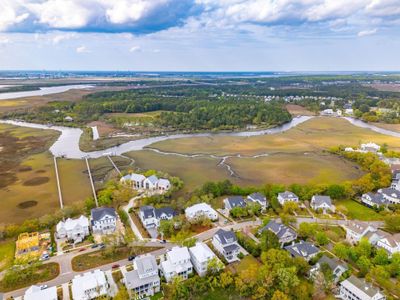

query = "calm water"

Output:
[[0, 85, 94, 100]]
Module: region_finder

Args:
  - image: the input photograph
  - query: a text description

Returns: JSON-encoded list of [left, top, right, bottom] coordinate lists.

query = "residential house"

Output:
[[212, 229, 241, 263], [144, 175, 159, 190], [139, 206, 176, 228], [56, 215, 90, 243], [277, 191, 299, 206], [344, 104, 354, 115], [91, 207, 117, 235], [310, 195, 335, 213], [321, 108, 334, 116], [376, 233, 400, 255], [158, 178, 171, 191], [342, 221, 377, 244], [24, 285, 57, 300], [185, 203, 218, 221], [121, 173, 171, 192], [189, 242, 219, 277], [310, 255, 348, 282], [160, 246, 193, 282], [223, 196, 246, 211], [285, 241, 320, 261], [120, 173, 146, 189], [361, 192, 388, 208], [246, 192, 268, 209], [71, 270, 108, 300], [123, 254, 160, 298], [378, 188, 400, 205], [259, 220, 297, 246], [360, 142, 381, 153], [339, 275, 386, 300]]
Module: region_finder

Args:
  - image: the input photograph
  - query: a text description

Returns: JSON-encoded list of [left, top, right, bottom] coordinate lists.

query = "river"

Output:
[[1, 116, 399, 159], [0, 84, 94, 100]]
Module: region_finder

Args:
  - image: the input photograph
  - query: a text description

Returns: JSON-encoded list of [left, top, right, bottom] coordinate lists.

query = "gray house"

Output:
[[310, 255, 348, 282], [285, 241, 320, 261], [212, 229, 241, 263], [311, 195, 335, 213], [224, 196, 246, 211], [246, 192, 268, 209], [361, 192, 388, 208], [259, 220, 297, 246], [91, 207, 117, 235]]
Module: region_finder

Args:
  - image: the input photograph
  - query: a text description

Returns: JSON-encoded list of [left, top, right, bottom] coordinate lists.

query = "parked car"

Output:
[[91, 244, 98, 249], [79, 248, 86, 252], [99, 243, 105, 249], [112, 264, 120, 269], [128, 255, 136, 261], [40, 285, 48, 290], [160, 239, 167, 244]]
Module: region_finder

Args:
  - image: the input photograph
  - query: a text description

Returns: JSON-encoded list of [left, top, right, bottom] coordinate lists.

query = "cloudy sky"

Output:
[[0, 0, 399, 71]]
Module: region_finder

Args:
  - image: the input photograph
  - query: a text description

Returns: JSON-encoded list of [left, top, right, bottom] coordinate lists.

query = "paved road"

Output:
[[123, 195, 145, 240]]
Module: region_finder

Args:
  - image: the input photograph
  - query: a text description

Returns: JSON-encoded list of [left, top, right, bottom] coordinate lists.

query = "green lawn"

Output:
[[0, 239, 15, 271], [337, 199, 383, 221]]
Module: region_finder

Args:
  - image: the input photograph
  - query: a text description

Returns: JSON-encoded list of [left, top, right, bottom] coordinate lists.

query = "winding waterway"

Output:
[[1, 116, 400, 159], [0, 84, 94, 100]]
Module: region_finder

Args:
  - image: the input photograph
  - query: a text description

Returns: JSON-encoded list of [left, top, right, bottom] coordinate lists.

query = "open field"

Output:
[[0, 239, 15, 272], [370, 122, 400, 133], [150, 117, 400, 155], [336, 199, 382, 221], [286, 104, 316, 116]]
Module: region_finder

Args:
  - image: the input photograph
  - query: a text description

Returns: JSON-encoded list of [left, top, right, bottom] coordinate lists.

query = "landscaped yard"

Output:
[[337, 199, 383, 221], [0, 239, 15, 272], [0, 262, 60, 292]]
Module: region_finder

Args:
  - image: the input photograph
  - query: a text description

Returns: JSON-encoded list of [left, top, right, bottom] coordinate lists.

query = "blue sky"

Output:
[[0, 0, 400, 71]]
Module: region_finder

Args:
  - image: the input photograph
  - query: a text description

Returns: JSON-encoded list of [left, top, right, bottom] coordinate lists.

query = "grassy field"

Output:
[[336, 199, 383, 221], [0, 239, 15, 272], [286, 104, 316, 116]]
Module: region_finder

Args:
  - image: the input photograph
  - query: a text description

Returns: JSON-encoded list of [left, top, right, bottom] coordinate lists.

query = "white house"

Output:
[[123, 254, 160, 298], [360, 142, 381, 153], [376, 233, 400, 255], [185, 203, 218, 221], [378, 188, 400, 205], [223, 196, 246, 211], [321, 109, 334, 116], [121, 173, 171, 192], [90, 207, 117, 235], [246, 192, 268, 209], [120, 173, 146, 189], [189, 242, 219, 277], [361, 192, 388, 208], [342, 221, 377, 244], [339, 275, 386, 300], [212, 229, 241, 263], [285, 241, 320, 261], [71, 270, 108, 300], [259, 220, 297, 247], [56, 215, 90, 243], [310, 195, 335, 213], [139, 206, 176, 228], [24, 285, 57, 300], [310, 255, 348, 283], [158, 178, 171, 191], [160, 246, 193, 282], [277, 191, 299, 206], [144, 175, 159, 190]]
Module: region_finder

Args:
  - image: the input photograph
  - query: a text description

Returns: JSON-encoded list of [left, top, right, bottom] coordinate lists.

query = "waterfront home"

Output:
[[285, 241, 320, 261], [123, 254, 160, 298], [139, 206, 176, 228], [342, 221, 377, 244], [71, 270, 108, 300], [144, 175, 159, 190], [360, 142, 381, 153], [361, 192, 388, 208], [223, 196, 246, 211], [56, 215, 90, 243], [91, 207, 117, 235], [212, 229, 241, 263], [310, 255, 348, 282], [246, 192, 268, 209], [160, 246, 193, 282], [185, 203, 218, 221], [259, 220, 297, 247], [339, 275, 386, 300], [120, 173, 146, 189], [189, 242, 219, 277], [24, 285, 57, 300], [277, 191, 299, 206], [310, 195, 335, 213], [121, 173, 171, 192]]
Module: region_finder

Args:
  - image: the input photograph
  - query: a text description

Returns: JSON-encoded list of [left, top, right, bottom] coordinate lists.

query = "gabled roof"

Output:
[[278, 191, 298, 199], [24, 285, 57, 300], [130, 173, 146, 182], [225, 196, 246, 208], [285, 241, 320, 258], [312, 195, 332, 206], [215, 229, 237, 245], [318, 255, 347, 271], [260, 220, 296, 239], [166, 246, 191, 264], [135, 254, 158, 277], [91, 207, 116, 222], [185, 203, 215, 215], [155, 207, 176, 219], [158, 178, 170, 187], [345, 221, 375, 235], [146, 175, 159, 185], [363, 192, 387, 205], [57, 215, 89, 231], [140, 206, 155, 219], [189, 242, 215, 263], [379, 187, 400, 199], [341, 275, 383, 298], [247, 192, 267, 204]]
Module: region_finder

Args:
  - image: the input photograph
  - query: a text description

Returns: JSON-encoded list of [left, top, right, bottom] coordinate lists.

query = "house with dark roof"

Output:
[[311, 195, 335, 213], [361, 192, 388, 208], [246, 192, 268, 209], [139, 205, 176, 238], [285, 241, 320, 261], [91, 207, 117, 235], [339, 275, 386, 300], [277, 191, 299, 206], [310, 255, 348, 282], [378, 188, 400, 205], [212, 229, 241, 263], [223, 196, 246, 211], [259, 220, 297, 247]]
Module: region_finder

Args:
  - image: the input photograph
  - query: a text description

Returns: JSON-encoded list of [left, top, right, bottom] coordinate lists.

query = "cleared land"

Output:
[[0, 239, 15, 272], [286, 104, 316, 116], [336, 199, 382, 221]]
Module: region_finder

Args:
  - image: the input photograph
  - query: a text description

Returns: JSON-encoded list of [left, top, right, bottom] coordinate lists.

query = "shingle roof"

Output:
[[379, 188, 400, 199], [140, 206, 155, 219], [247, 192, 267, 204], [318, 255, 347, 271], [312, 195, 332, 206], [278, 191, 298, 199], [155, 207, 176, 219], [226, 196, 246, 208], [215, 229, 237, 245], [341, 275, 383, 298], [91, 207, 116, 222], [363, 192, 387, 205], [146, 175, 159, 185], [260, 220, 296, 239], [285, 241, 320, 258]]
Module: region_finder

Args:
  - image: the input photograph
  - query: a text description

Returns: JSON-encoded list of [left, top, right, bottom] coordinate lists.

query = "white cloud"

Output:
[[0, 0, 29, 31], [358, 28, 377, 37], [76, 45, 90, 53], [129, 46, 141, 52], [0, 36, 10, 44], [52, 32, 77, 44]]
